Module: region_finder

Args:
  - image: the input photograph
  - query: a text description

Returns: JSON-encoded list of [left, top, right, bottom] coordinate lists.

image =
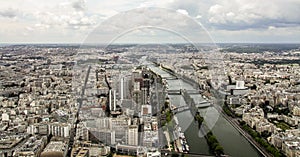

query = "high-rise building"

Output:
[[95, 130, 116, 145], [128, 125, 138, 146], [113, 90, 116, 111], [76, 122, 89, 141], [48, 122, 70, 138], [97, 117, 111, 130], [120, 77, 124, 101], [132, 69, 143, 106], [141, 87, 148, 105], [109, 89, 112, 111], [110, 117, 131, 130]]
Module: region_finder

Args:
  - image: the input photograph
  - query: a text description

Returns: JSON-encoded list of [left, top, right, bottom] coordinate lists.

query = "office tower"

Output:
[[109, 89, 112, 111], [121, 77, 124, 101], [128, 125, 138, 146], [113, 90, 116, 111]]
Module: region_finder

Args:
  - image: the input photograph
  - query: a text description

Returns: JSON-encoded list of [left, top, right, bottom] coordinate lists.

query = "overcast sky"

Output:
[[0, 0, 299, 43]]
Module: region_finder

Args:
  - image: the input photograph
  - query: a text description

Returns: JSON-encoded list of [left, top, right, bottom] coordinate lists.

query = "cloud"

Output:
[[23, 1, 100, 31], [84, 8, 212, 44], [176, 9, 189, 16], [169, 0, 212, 16], [0, 0, 299, 43], [72, 0, 86, 11], [33, 11, 98, 30], [208, 0, 300, 30], [0, 8, 18, 18], [195, 15, 202, 19], [34, 23, 50, 29]]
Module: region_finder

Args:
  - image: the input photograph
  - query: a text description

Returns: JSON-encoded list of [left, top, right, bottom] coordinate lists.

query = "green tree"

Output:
[[215, 145, 224, 155]]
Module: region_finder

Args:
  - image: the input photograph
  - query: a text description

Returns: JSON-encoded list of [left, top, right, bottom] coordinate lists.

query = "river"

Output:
[[149, 65, 262, 157]]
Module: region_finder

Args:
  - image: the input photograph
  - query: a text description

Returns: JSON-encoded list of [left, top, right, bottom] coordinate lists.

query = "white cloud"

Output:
[[176, 9, 189, 16], [72, 0, 86, 11], [84, 7, 211, 44], [0, 0, 299, 43], [208, 0, 300, 30], [0, 8, 19, 18], [268, 26, 276, 30], [195, 15, 202, 19]]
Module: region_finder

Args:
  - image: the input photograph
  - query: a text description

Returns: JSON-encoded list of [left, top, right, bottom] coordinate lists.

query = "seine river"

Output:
[[149, 65, 262, 157]]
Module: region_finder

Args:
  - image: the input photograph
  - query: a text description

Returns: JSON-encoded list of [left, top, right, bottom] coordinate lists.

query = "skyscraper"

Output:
[[128, 125, 138, 146]]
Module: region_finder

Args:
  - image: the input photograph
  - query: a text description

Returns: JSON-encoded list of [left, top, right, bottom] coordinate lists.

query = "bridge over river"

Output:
[[171, 101, 212, 114], [167, 89, 203, 95]]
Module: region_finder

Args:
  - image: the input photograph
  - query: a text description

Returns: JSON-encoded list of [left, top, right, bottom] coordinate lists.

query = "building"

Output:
[[41, 141, 68, 157], [92, 130, 116, 145], [282, 140, 300, 157], [97, 117, 111, 130], [76, 148, 89, 157], [71, 142, 110, 157], [14, 136, 47, 157], [2, 113, 9, 121], [141, 105, 152, 116], [236, 80, 245, 89], [115, 144, 145, 156], [292, 105, 300, 116], [76, 122, 89, 141], [110, 117, 131, 130], [270, 133, 285, 148], [48, 122, 70, 138], [128, 125, 138, 146]]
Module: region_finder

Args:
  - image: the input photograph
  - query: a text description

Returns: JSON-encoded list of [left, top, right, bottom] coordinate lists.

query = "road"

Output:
[[67, 65, 91, 156], [160, 149, 215, 157], [151, 76, 167, 149]]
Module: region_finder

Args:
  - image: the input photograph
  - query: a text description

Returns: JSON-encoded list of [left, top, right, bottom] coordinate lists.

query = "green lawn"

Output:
[[275, 122, 291, 131]]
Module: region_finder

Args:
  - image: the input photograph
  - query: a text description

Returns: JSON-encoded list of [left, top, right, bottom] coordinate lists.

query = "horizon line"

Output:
[[1, 42, 300, 45]]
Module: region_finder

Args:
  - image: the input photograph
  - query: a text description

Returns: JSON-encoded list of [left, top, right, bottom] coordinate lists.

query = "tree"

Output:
[[251, 84, 257, 90], [239, 120, 246, 126], [171, 153, 179, 157], [164, 101, 170, 109], [215, 145, 224, 155], [107, 152, 113, 157], [261, 131, 271, 138]]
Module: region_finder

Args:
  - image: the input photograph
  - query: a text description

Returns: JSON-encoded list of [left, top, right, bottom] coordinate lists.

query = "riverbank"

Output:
[[213, 101, 272, 157], [149, 64, 262, 156]]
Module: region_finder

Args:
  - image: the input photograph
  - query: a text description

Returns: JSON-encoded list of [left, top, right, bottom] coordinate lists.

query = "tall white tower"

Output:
[[109, 89, 112, 110], [113, 90, 116, 111], [120, 77, 124, 101]]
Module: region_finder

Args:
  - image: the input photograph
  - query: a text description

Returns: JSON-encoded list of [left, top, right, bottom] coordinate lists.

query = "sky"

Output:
[[0, 0, 299, 43]]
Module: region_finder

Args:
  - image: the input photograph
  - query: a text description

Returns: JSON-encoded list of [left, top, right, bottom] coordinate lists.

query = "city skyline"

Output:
[[0, 1, 300, 157], [0, 0, 300, 43]]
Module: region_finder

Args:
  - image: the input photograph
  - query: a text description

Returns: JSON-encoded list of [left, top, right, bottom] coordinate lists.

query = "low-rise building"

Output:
[[14, 136, 47, 157], [41, 140, 68, 157]]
